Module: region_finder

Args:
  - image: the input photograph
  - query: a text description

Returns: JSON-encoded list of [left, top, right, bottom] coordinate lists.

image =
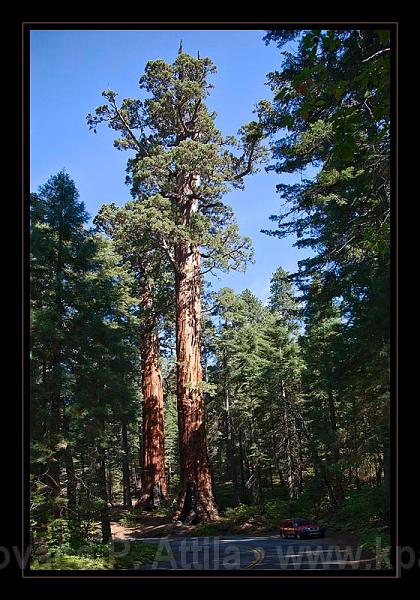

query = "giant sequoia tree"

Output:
[[94, 202, 172, 509], [87, 48, 265, 522]]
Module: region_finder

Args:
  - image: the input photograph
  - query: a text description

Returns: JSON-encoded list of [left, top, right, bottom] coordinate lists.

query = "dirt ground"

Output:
[[110, 513, 361, 547]]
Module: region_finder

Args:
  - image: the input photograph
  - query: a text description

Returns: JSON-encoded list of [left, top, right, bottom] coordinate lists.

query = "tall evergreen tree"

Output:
[[87, 48, 265, 522], [30, 171, 90, 513], [260, 29, 390, 516], [94, 202, 173, 509], [68, 232, 139, 541], [299, 279, 347, 506], [265, 268, 305, 501], [31, 171, 140, 544]]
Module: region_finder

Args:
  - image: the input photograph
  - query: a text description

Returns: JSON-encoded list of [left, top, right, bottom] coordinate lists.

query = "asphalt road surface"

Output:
[[114, 534, 379, 571]]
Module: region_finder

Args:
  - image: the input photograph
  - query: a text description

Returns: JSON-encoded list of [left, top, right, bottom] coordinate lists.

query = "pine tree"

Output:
[[260, 29, 390, 515], [69, 232, 139, 541], [265, 268, 305, 501], [30, 171, 90, 514]]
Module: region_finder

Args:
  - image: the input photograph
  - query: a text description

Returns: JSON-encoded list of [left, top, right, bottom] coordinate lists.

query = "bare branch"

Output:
[[156, 233, 181, 275], [362, 48, 390, 63]]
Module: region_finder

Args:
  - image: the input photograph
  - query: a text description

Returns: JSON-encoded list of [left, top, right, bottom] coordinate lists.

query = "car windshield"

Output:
[[293, 519, 310, 525]]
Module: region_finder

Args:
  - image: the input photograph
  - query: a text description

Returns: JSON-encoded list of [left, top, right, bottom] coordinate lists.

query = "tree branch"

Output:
[[156, 233, 181, 276], [234, 137, 258, 180], [362, 48, 390, 63], [109, 97, 146, 153]]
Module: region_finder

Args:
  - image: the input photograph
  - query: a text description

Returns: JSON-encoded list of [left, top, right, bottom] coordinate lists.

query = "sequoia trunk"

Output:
[[137, 318, 166, 509], [173, 242, 218, 523]]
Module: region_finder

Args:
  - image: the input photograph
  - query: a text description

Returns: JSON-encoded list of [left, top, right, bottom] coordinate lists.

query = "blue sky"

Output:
[[30, 28, 308, 303]]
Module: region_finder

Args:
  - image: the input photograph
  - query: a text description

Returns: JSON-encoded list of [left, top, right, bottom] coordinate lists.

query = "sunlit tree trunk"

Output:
[[173, 239, 218, 522], [137, 315, 167, 509]]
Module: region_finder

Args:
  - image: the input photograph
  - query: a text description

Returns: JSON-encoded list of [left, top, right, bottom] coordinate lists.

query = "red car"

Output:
[[279, 517, 325, 539]]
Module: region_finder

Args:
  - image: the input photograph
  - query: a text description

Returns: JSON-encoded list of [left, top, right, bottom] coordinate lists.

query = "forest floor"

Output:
[[111, 514, 185, 539], [110, 513, 361, 547]]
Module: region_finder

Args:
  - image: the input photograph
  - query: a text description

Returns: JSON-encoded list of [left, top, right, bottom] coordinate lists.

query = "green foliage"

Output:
[[30, 475, 49, 536], [31, 538, 111, 570], [262, 29, 390, 362], [88, 50, 266, 280], [206, 278, 304, 504], [326, 485, 387, 532], [260, 29, 390, 518], [30, 171, 142, 547], [263, 499, 289, 528], [224, 503, 265, 524], [31, 554, 109, 570], [31, 533, 157, 571], [112, 542, 157, 569], [119, 511, 143, 527]]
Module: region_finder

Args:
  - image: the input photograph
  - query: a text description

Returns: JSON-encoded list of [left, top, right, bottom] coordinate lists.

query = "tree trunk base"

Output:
[[135, 483, 165, 511], [173, 483, 219, 524]]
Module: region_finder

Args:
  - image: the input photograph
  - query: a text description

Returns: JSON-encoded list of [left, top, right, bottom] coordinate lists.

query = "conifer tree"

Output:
[[30, 171, 90, 513], [261, 29, 391, 515], [68, 232, 139, 541], [31, 171, 140, 543], [94, 202, 172, 509], [87, 48, 265, 522]]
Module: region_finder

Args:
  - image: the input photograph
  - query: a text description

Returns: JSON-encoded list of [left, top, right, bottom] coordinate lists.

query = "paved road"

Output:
[[113, 534, 378, 571]]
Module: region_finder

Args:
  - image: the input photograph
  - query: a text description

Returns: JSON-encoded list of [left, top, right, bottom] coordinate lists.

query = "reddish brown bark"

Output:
[[137, 313, 167, 509], [173, 241, 218, 523]]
